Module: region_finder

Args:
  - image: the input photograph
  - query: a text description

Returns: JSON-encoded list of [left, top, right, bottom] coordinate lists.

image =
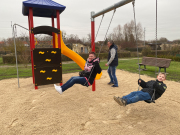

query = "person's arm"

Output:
[[153, 82, 167, 95], [95, 63, 102, 73], [93, 60, 102, 74], [138, 79, 147, 88], [107, 48, 116, 65]]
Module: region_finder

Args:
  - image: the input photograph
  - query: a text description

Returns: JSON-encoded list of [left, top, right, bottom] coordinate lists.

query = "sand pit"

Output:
[[0, 70, 180, 135]]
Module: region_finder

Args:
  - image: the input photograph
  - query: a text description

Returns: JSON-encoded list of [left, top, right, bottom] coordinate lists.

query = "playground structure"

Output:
[[22, 0, 102, 90], [18, 0, 158, 91], [18, 0, 136, 90], [22, 0, 65, 89]]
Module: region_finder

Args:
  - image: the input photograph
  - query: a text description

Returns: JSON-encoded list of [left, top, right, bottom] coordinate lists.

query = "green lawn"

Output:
[[0, 63, 82, 80], [99, 59, 180, 82], [0, 58, 180, 82], [0, 67, 32, 80]]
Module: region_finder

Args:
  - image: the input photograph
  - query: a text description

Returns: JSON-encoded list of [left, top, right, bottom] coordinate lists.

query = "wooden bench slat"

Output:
[[141, 57, 171, 68]]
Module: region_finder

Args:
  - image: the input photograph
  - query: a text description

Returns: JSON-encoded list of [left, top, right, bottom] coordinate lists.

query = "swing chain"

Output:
[[83, 9, 116, 86], [132, 0, 141, 91], [98, 9, 116, 58], [83, 14, 105, 86]]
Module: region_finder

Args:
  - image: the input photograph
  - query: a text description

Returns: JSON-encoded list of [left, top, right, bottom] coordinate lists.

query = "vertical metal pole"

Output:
[[29, 7, 38, 89], [13, 24, 20, 88], [52, 16, 56, 48], [155, 0, 158, 75], [144, 27, 145, 46], [56, 10, 63, 86], [91, 11, 95, 91]]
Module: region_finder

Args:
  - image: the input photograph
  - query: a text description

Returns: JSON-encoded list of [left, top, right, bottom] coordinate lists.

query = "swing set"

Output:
[[13, 0, 159, 96], [90, 0, 159, 103]]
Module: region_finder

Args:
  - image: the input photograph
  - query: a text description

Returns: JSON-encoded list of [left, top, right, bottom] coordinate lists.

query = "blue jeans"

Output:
[[61, 76, 87, 92], [122, 91, 151, 105], [108, 66, 118, 86]]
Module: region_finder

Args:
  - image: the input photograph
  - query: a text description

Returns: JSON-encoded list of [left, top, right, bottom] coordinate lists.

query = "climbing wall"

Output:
[[33, 48, 62, 86]]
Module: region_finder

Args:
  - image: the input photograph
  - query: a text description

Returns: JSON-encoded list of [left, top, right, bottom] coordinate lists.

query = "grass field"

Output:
[[0, 62, 82, 80], [0, 58, 180, 82], [99, 59, 180, 82]]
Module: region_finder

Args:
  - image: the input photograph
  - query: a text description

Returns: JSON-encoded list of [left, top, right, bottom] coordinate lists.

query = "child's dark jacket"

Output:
[[138, 79, 167, 100]]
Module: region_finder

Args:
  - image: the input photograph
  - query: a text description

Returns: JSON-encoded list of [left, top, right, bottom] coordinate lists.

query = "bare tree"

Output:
[[3, 37, 30, 67], [108, 20, 143, 49], [159, 37, 168, 43]]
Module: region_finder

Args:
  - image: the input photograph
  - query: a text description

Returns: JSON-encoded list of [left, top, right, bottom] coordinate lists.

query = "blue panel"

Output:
[[22, 0, 66, 18]]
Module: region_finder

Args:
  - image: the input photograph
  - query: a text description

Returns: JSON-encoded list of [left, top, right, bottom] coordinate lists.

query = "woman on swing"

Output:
[[54, 52, 102, 94]]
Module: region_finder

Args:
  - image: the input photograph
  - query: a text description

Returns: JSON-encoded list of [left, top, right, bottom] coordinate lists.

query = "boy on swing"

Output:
[[114, 72, 167, 106]]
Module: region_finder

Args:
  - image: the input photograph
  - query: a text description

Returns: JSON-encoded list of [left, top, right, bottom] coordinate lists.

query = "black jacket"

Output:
[[108, 44, 118, 66], [83, 58, 102, 86], [138, 79, 167, 100]]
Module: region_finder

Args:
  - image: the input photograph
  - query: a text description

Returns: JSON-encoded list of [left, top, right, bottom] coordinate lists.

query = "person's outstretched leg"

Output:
[[107, 66, 114, 84], [114, 91, 137, 106], [114, 91, 151, 106], [124, 91, 151, 105], [55, 76, 87, 94], [111, 66, 118, 87], [54, 76, 76, 94], [61, 76, 77, 88], [122, 91, 138, 99]]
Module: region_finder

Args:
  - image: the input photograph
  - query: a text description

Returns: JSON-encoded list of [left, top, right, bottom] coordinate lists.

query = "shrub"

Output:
[[147, 55, 180, 62], [3, 52, 138, 64], [125, 47, 144, 52], [2, 55, 16, 64], [142, 46, 151, 56]]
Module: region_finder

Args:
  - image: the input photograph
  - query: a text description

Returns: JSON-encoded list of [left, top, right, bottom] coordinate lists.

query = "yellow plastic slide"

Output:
[[54, 32, 102, 80]]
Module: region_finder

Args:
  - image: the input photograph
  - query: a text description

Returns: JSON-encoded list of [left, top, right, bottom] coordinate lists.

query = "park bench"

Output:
[[138, 56, 171, 73]]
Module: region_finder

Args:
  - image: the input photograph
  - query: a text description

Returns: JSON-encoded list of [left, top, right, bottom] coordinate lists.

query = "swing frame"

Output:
[[90, 0, 134, 91], [91, 0, 159, 104]]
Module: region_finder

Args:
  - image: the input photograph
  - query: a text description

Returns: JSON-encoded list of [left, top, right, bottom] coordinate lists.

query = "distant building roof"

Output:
[[22, 0, 66, 18]]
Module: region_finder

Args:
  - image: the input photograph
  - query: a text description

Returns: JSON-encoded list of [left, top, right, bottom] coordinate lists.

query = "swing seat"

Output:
[[144, 100, 155, 104]]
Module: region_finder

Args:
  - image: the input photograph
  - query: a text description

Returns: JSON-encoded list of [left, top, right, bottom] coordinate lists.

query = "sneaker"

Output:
[[113, 96, 126, 106], [111, 85, 118, 87], [121, 98, 127, 106], [54, 84, 62, 94], [108, 82, 114, 85]]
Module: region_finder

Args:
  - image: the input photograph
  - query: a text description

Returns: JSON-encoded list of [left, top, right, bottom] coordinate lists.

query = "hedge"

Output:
[[2, 52, 141, 64], [125, 47, 144, 52], [147, 55, 180, 62], [2, 55, 31, 64], [142, 49, 180, 57], [0, 51, 11, 55]]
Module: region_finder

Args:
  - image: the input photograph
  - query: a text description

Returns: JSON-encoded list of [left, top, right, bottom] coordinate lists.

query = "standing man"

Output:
[[105, 41, 118, 87]]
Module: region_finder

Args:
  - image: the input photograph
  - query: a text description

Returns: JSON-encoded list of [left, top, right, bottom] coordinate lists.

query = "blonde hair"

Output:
[[158, 72, 167, 79]]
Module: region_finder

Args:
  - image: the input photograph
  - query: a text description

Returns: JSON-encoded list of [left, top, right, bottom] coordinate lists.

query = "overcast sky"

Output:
[[0, 0, 180, 41]]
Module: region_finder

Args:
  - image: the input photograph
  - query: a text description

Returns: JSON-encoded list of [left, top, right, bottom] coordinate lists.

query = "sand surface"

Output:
[[0, 70, 180, 135]]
